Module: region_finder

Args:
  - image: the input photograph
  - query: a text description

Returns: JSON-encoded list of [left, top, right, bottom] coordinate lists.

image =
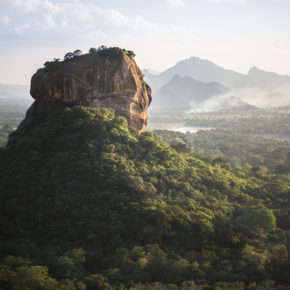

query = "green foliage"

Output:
[[64, 52, 74, 61], [142, 80, 147, 91], [183, 107, 290, 136], [126, 50, 136, 60], [150, 109, 290, 172], [73, 49, 82, 57], [0, 104, 27, 147], [236, 202, 277, 235], [0, 106, 289, 288], [37, 46, 136, 75], [89, 47, 98, 53], [122, 49, 136, 60], [0, 256, 58, 290], [43, 58, 61, 72]]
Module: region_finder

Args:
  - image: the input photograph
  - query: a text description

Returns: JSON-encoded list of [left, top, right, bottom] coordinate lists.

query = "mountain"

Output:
[[247, 66, 290, 89], [151, 75, 230, 110], [145, 57, 290, 110], [145, 56, 247, 91]]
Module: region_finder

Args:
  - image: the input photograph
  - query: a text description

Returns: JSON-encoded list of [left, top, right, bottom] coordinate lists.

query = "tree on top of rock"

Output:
[[64, 52, 74, 61], [73, 50, 82, 57], [98, 45, 107, 51], [89, 47, 97, 53]]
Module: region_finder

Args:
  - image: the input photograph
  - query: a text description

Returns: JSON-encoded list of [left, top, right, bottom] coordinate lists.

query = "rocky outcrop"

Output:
[[21, 48, 151, 132]]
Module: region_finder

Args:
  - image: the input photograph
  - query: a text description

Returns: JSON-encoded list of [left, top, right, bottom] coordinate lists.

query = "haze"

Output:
[[1, 0, 290, 85]]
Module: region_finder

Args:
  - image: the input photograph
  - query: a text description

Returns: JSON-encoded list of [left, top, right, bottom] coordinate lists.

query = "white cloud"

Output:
[[43, 13, 56, 28], [5, 0, 197, 42], [165, 0, 185, 7], [1, 15, 10, 25], [13, 24, 30, 34], [100, 9, 153, 31], [1, 0, 199, 81], [62, 2, 93, 22], [13, 0, 61, 14]]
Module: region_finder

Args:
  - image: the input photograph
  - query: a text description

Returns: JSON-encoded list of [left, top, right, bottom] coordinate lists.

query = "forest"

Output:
[[150, 108, 290, 173], [0, 103, 27, 147], [0, 105, 289, 289]]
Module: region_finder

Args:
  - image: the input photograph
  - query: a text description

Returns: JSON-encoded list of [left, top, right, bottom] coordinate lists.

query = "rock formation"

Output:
[[21, 48, 151, 132]]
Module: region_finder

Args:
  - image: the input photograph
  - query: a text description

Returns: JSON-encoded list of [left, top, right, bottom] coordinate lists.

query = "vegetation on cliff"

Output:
[[0, 106, 289, 289], [40, 46, 136, 74]]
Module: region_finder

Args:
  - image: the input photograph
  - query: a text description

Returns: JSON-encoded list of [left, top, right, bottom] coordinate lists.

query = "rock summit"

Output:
[[23, 47, 152, 132]]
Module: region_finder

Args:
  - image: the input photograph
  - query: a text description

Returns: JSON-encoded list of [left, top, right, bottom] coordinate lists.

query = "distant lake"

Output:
[[170, 126, 214, 134]]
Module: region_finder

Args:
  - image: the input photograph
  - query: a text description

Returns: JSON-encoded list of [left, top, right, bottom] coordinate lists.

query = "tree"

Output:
[[126, 50, 135, 60], [89, 47, 97, 53], [44, 61, 51, 68], [236, 203, 277, 234], [43, 59, 60, 70], [171, 142, 191, 154], [98, 45, 107, 51], [84, 274, 112, 290], [251, 165, 269, 179], [64, 52, 74, 61], [73, 49, 82, 57]]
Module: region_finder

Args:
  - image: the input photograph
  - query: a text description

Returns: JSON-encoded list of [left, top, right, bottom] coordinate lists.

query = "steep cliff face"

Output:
[[23, 48, 151, 132]]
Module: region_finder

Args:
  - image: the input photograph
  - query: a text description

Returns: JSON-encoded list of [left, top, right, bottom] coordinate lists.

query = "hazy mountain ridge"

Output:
[[247, 66, 290, 88], [152, 74, 230, 110], [145, 57, 290, 111], [145, 57, 246, 90]]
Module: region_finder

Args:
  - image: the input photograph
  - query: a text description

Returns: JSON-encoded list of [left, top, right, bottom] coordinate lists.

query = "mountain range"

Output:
[[144, 57, 290, 111]]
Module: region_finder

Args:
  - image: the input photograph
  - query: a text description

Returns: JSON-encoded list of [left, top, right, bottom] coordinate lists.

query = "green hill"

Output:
[[0, 106, 289, 289]]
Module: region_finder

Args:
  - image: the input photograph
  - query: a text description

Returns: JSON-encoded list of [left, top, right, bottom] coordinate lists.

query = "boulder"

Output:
[[22, 48, 151, 132]]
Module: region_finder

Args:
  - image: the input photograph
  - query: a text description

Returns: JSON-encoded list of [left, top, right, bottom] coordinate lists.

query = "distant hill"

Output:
[[247, 66, 290, 89], [145, 57, 290, 111], [152, 75, 230, 110], [145, 56, 247, 91]]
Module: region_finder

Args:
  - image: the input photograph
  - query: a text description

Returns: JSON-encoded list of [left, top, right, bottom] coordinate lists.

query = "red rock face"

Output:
[[28, 51, 151, 132]]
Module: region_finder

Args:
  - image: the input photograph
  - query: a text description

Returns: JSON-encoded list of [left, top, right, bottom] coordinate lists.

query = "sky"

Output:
[[0, 0, 290, 84]]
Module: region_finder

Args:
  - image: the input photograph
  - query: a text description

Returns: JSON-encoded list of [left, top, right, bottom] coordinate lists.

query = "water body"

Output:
[[170, 126, 214, 134]]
